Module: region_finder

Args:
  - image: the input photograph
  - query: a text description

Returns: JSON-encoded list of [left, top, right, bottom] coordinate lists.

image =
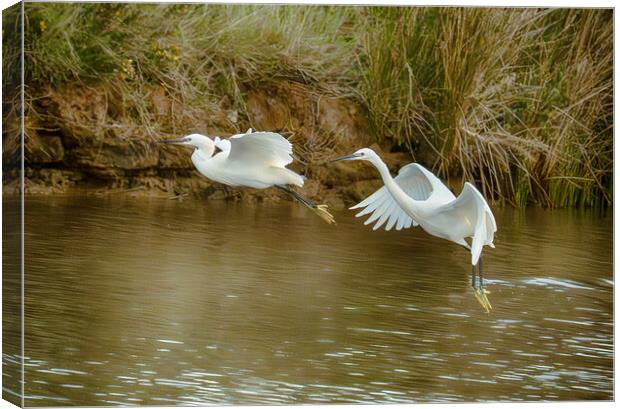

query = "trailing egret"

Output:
[[334, 148, 496, 312], [160, 129, 335, 224]]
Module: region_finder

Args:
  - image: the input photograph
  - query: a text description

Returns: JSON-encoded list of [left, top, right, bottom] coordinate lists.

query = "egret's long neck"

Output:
[[195, 143, 215, 158], [368, 155, 424, 219], [191, 145, 216, 171]]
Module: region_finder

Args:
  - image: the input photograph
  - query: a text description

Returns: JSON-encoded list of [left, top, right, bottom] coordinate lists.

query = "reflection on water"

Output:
[[7, 195, 613, 405]]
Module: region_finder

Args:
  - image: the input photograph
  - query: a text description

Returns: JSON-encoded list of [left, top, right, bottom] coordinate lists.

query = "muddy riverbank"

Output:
[[3, 81, 420, 209]]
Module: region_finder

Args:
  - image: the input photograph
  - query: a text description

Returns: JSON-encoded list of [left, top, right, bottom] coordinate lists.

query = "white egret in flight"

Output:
[[334, 148, 496, 312], [160, 129, 335, 224]]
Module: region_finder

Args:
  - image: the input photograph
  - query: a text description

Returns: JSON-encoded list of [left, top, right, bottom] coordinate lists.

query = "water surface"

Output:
[[8, 196, 613, 405]]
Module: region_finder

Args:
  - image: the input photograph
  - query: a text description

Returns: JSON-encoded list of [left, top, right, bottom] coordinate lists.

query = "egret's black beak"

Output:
[[159, 137, 187, 145], [332, 153, 359, 162]]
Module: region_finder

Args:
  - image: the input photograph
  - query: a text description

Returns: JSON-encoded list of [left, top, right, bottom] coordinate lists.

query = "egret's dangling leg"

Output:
[[473, 257, 492, 313], [463, 244, 491, 313], [471, 264, 477, 288], [479, 257, 484, 288], [276, 185, 336, 225]]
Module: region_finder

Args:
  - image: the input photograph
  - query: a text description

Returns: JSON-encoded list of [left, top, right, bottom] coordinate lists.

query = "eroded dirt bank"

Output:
[[3, 82, 415, 209]]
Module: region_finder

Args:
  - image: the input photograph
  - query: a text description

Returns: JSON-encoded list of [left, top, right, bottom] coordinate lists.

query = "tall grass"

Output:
[[7, 4, 613, 207], [360, 7, 612, 207]]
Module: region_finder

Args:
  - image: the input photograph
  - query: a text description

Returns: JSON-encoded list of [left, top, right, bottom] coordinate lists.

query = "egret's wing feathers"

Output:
[[214, 137, 231, 153], [225, 131, 294, 167], [351, 163, 441, 231], [394, 163, 435, 200], [434, 182, 497, 265]]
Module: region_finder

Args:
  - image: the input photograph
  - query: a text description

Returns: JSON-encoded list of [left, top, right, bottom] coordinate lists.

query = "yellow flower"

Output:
[[120, 58, 136, 80], [39, 20, 47, 32]]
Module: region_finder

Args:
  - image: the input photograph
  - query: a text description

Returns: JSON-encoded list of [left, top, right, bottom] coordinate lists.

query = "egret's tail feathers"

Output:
[[271, 167, 304, 187]]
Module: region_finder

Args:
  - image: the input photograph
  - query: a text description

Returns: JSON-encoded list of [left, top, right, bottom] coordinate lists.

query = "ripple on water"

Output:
[[36, 368, 88, 376], [60, 384, 84, 389], [157, 339, 184, 345], [525, 277, 595, 291]]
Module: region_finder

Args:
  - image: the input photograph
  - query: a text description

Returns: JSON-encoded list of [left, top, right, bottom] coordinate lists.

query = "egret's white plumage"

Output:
[[351, 163, 453, 232], [334, 147, 496, 311], [161, 130, 334, 224], [191, 132, 303, 189]]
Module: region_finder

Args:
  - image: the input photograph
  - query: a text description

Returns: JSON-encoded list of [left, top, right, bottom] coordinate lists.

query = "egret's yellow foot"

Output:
[[474, 288, 492, 313], [313, 204, 336, 225], [482, 289, 492, 311]]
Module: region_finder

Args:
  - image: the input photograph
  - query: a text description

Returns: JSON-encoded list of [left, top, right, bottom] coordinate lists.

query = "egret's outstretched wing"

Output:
[[225, 131, 294, 168], [352, 186, 415, 231], [434, 182, 497, 265], [351, 163, 453, 231]]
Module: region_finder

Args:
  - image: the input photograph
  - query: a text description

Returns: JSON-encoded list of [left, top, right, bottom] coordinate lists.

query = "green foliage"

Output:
[[23, 3, 357, 91], [2, 4, 22, 90], [15, 4, 613, 207]]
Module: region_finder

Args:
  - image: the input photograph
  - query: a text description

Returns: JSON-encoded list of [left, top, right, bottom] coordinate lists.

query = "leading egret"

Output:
[[333, 148, 496, 312], [160, 130, 335, 224]]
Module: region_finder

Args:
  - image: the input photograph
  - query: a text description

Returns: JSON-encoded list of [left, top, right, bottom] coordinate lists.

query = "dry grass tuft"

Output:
[[359, 8, 612, 207]]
